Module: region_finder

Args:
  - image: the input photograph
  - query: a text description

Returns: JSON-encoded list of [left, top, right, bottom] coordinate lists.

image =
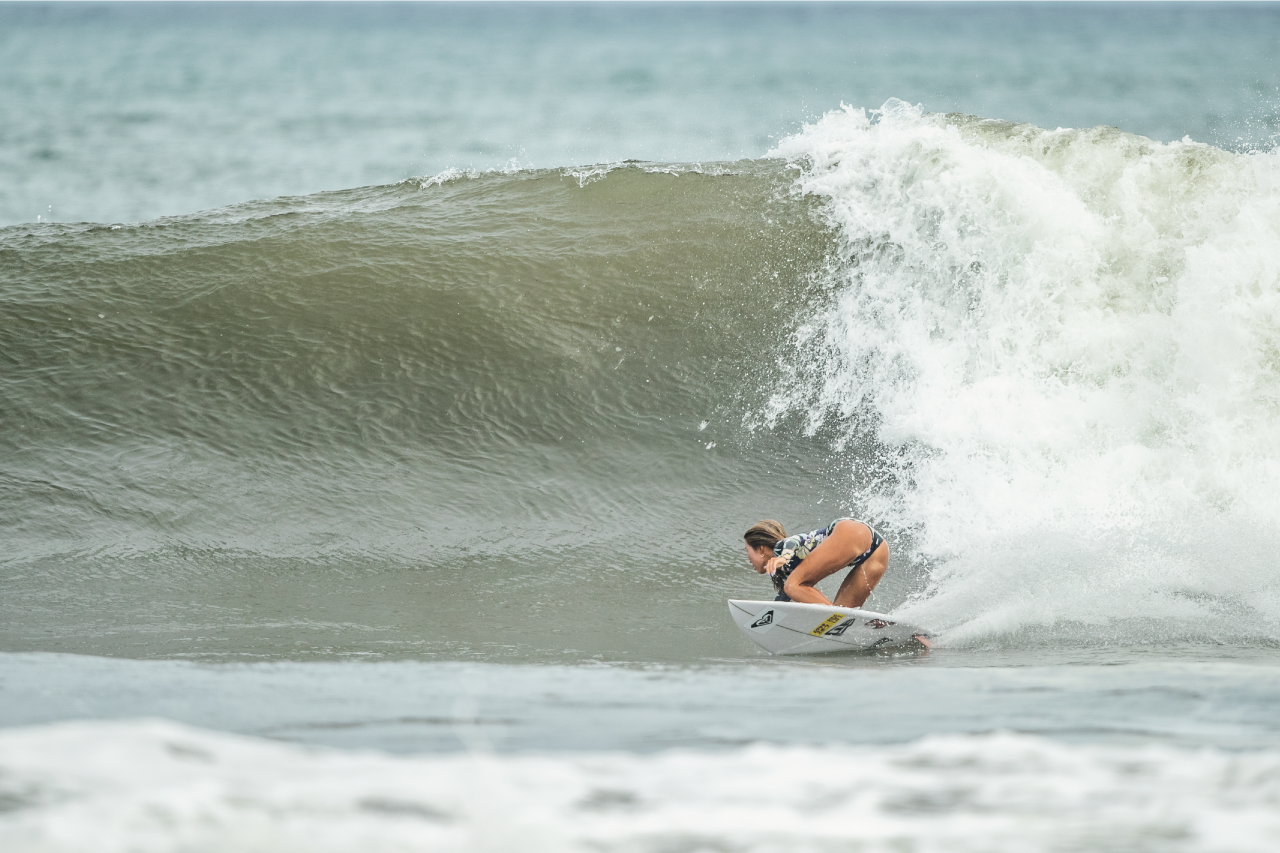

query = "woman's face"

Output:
[[745, 542, 772, 574]]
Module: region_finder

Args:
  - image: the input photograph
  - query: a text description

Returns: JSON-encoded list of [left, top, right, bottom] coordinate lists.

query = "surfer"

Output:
[[743, 518, 887, 608]]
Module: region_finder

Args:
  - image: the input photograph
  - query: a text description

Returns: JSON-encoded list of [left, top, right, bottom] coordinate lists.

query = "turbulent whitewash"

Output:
[[4, 719, 1280, 853]]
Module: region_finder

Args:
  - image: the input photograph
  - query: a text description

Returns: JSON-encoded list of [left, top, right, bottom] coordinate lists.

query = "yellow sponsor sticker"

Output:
[[810, 613, 846, 636]]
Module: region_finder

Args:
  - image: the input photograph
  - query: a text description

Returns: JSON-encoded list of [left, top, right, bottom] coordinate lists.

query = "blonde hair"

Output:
[[744, 520, 786, 551]]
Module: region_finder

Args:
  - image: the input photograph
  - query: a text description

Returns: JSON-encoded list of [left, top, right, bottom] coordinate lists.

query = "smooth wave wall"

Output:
[[0, 164, 854, 660], [770, 101, 1280, 646]]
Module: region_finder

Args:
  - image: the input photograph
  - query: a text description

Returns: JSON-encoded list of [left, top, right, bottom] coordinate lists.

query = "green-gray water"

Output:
[[4, 4, 1280, 851]]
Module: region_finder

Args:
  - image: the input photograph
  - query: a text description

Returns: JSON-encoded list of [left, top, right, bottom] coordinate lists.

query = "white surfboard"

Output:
[[728, 599, 930, 655]]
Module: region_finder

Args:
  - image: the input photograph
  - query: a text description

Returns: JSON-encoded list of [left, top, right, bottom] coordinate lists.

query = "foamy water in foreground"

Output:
[[4, 719, 1280, 853], [4, 652, 1280, 852]]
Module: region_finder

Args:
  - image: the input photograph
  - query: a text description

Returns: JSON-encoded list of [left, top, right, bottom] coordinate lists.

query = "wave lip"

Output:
[[769, 100, 1280, 646]]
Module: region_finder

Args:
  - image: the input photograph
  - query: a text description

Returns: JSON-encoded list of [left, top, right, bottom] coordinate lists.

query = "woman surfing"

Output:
[[743, 518, 888, 608], [735, 518, 931, 652]]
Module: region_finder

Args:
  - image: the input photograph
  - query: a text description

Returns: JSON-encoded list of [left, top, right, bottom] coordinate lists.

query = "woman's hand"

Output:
[[764, 556, 787, 576]]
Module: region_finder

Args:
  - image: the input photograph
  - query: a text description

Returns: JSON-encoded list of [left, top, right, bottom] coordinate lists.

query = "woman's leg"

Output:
[[782, 520, 878, 605], [832, 543, 888, 608]]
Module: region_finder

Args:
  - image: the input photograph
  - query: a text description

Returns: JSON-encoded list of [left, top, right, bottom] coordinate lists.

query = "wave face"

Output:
[[4, 105, 1280, 659], [769, 102, 1280, 646], [0, 163, 845, 660]]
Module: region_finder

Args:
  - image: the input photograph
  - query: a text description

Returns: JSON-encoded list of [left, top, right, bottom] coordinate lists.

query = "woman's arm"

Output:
[[765, 534, 803, 576]]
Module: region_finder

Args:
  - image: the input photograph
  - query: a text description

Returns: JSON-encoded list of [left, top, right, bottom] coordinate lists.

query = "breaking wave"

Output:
[[4, 102, 1280, 657], [769, 100, 1280, 646]]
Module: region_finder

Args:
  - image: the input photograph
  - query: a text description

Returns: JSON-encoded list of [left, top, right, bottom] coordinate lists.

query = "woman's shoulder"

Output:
[[774, 532, 805, 554]]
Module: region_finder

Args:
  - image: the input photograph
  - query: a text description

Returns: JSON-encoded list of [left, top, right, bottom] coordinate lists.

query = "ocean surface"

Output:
[[3, 3, 1280, 851]]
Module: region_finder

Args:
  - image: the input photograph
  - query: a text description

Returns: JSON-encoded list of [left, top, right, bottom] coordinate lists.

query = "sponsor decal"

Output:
[[749, 610, 775, 630], [864, 619, 896, 629], [870, 636, 894, 648], [810, 613, 846, 636], [823, 618, 856, 637]]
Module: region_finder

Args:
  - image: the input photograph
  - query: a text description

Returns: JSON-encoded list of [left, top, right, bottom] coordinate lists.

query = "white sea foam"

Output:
[[413, 166, 477, 188], [770, 101, 1280, 645], [1, 719, 1279, 853], [412, 158, 532, 189], [563, 163, 621, 187]]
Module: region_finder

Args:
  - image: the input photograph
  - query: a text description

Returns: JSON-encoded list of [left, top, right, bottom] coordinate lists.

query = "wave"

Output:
[[0, 161, 834, 561], [3, 718, 1280, 852], [4, 103, 1280, 657]]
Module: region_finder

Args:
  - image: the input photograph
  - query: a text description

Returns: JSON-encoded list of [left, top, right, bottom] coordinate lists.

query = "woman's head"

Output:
[[744, 520, 785, 551], [744, 520, 786, 572]]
